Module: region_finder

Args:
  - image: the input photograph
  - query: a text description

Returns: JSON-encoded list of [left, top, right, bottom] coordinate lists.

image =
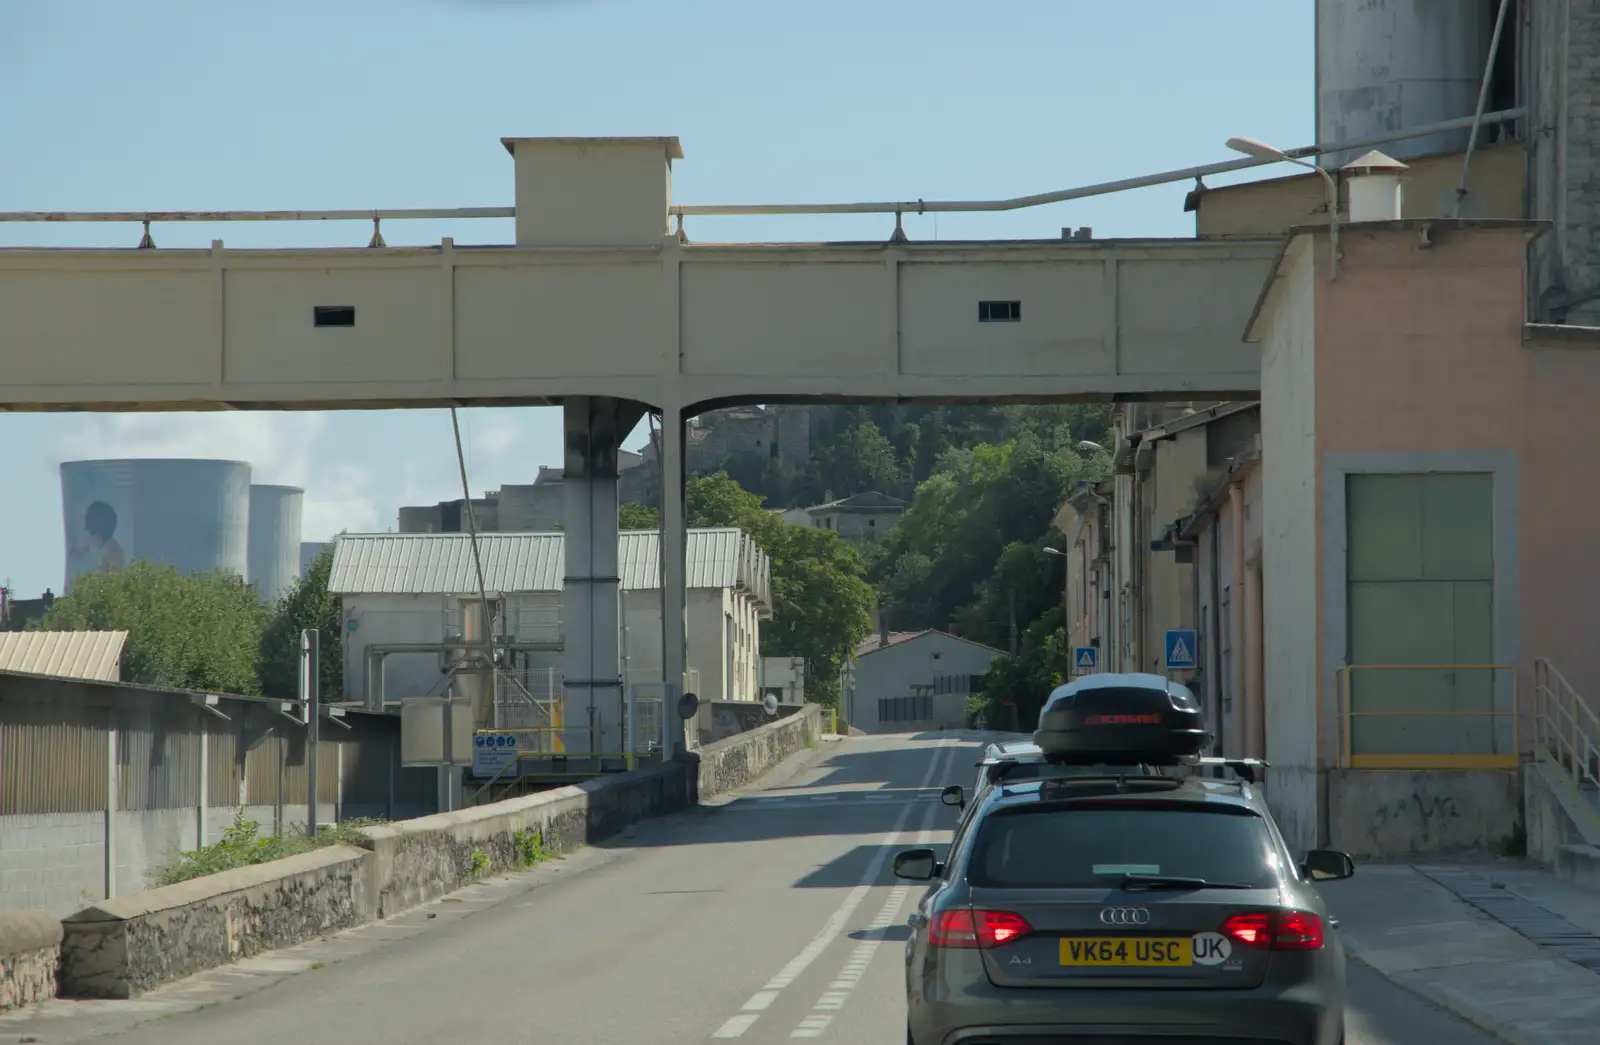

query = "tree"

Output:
[[258, 546, 344, 701], [619, 502, 660, 529], [41, 560, 270, 694], [686, 472, 874, 704]]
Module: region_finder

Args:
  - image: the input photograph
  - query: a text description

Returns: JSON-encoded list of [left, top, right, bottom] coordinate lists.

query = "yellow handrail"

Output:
[[1337, 663, 1519, 770]]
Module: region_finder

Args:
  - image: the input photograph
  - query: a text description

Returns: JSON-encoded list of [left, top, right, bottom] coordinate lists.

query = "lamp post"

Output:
[[1226, 136, 1339, 281]]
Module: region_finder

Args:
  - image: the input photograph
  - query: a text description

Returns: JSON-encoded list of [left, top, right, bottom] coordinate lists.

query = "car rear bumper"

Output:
[[910, 981, 1342, 1045]]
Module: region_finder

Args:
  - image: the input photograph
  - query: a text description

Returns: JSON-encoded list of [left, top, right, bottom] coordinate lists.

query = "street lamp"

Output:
[[1226, 136, 1339, 281], [1042, 546, 1065, 557], [1076, 440, 1104, 453]]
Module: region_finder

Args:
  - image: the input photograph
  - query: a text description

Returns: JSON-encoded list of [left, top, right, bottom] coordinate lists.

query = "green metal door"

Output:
[[1346, 473, 1495, 762]]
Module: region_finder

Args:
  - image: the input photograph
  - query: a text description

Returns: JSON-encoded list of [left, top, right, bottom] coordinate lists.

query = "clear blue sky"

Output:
[[0, 0, 1312, 597]]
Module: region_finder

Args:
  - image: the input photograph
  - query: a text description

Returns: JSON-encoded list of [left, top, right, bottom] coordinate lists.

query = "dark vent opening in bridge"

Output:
[[313, 306, 356, 328], [978, 300, 1021, 323]]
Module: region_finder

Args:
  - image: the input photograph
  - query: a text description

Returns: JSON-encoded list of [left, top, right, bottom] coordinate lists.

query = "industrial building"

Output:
[[841, 630, 1004, 735], [59, 459, 252, 592], [327, 529, 772, 749], [247, 484, 304, 605]]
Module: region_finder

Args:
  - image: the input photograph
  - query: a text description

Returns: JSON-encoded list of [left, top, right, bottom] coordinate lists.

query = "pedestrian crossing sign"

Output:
[[1071, 646, 1097, 674], [1165, 629, 1198, 671]]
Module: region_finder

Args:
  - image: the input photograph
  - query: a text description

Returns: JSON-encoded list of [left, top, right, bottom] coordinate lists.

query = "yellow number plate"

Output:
[[1060, 937, 1192, 967]]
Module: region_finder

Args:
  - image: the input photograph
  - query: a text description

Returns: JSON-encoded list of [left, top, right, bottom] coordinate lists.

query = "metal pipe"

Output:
[[0, 206, 514, 223], [0, 108, 1526, 229], [1453, 0, 1514, 218], [668, 108, 1525, 218]]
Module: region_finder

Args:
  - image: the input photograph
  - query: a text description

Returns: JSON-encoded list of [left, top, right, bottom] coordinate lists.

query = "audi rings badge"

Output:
[[1098, 907, 1151, 926]]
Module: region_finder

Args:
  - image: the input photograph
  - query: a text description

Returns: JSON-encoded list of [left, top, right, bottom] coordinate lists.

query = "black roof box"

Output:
[[1033, 673, 1210, 765]]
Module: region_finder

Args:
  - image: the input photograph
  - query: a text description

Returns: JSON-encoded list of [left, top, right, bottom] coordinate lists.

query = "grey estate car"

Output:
[[896, 770, 1356, 1045]]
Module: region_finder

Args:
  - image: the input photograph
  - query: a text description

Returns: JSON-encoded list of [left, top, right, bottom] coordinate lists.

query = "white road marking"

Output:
[[712, 1014, 760, 1038], [788, 801, 940, 1039], [707, 740, 958, 1040]]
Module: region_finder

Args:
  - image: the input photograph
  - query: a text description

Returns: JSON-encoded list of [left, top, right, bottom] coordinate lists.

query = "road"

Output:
[[55, 732, 1502, 1045]]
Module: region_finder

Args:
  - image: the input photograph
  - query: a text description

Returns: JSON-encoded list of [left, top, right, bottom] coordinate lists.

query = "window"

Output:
[[313, 305, 356, 327], [968, 806, 1279, 889], [978, 300, 1022, 323], [878, 695, 933, 723]]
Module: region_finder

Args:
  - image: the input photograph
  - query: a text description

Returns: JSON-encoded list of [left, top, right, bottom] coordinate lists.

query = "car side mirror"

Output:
[[1301, 849, 1355, 881], [940, 785, 966, 808], [893, 847, 939, 881]]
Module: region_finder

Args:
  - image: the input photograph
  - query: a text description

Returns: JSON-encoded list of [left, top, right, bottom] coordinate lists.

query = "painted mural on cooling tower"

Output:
[[59, 460, 253, 593], [61, 466, 135, 588]]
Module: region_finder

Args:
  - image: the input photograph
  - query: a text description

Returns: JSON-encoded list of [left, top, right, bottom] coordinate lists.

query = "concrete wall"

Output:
[[52, 704, 820, 999], [1259, 236, 1322, 855], [1328, 769, 1522, 859], [1138, 425, 1206, 673], [1197, 143, 1527, 239], [0, 910, 62, 1009], [700, 699, 802, 746]]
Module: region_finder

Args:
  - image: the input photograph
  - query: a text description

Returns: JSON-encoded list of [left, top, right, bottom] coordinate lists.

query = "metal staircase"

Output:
[[1532, 659, 1600, 845]]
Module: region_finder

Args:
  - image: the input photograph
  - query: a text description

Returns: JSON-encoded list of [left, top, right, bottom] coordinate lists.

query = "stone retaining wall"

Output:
[[61, 844, 371, 999], [0, 910, 62, 1009], [54, 702, 822, 999]]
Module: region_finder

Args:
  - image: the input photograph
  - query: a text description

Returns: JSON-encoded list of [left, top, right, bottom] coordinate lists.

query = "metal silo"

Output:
[[248, 485, 305, 605], [60, 459, 252, 592], [1316, 0, 1494, 165]]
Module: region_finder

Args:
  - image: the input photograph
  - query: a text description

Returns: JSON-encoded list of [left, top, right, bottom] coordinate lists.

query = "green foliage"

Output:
[[257, 545, 343, 700], [619, 502, 661, 529], [153, 809, 386, 886], [470, 848, 490, 876], [512, 829, 548, 867], [41, 560, 271, 694], [686, 473, 874, 704]]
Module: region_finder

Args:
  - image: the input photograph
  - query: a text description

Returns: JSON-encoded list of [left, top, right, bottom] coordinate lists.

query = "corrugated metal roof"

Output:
[[0, 631, 127, 681], [329, 529, 770, 607]]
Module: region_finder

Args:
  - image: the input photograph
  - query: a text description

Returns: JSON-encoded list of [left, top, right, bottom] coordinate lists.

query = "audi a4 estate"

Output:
[[897, 675, 1355, 1045]]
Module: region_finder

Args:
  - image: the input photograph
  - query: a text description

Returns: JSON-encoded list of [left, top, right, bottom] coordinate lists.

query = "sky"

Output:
[[0, 0, 1313, 597]]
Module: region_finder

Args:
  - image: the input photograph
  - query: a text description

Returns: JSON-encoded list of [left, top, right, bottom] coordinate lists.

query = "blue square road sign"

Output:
[[1071, 647, 1097, 673], [1164, 629, 1198, 671]]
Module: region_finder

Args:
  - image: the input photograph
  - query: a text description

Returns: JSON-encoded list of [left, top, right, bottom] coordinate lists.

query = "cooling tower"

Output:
[[300, 541, 328, 578], [61, 459, 252, 592], [248, 485, 305, 604]]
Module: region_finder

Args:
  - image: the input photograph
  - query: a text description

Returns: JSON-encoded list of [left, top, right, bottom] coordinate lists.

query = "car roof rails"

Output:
[[1030, 774, 1186, 797], [1190, 756, 1270, 785]]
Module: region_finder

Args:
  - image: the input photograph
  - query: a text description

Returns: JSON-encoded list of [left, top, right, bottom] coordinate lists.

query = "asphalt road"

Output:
[[72, 732, 1502, 1045]]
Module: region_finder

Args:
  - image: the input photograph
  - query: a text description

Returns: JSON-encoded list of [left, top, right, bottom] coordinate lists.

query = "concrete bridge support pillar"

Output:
[[562, 395, 646, 763], [658, 403, 689, 756]]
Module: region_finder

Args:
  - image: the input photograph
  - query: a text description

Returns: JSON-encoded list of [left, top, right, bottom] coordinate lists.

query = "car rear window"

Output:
[[968, 805, 1280, 889]]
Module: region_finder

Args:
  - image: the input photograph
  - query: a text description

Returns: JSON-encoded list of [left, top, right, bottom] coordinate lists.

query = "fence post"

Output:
[[197, 726, 209, 847], [104, 726, 117, 900]]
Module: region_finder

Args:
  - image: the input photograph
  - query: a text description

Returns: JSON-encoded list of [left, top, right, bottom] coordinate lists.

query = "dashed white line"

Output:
[[788, 801, 938, 1039], [707, 741, 958, 1040]]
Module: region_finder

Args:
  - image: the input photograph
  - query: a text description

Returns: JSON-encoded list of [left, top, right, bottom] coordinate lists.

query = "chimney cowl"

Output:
[[1342, 150, 1408, 224]]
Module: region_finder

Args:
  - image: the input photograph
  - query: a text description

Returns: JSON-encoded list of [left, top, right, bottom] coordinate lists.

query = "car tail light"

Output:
[[928, 909, 1033, 949], [1219, 911, 1325, 951]]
